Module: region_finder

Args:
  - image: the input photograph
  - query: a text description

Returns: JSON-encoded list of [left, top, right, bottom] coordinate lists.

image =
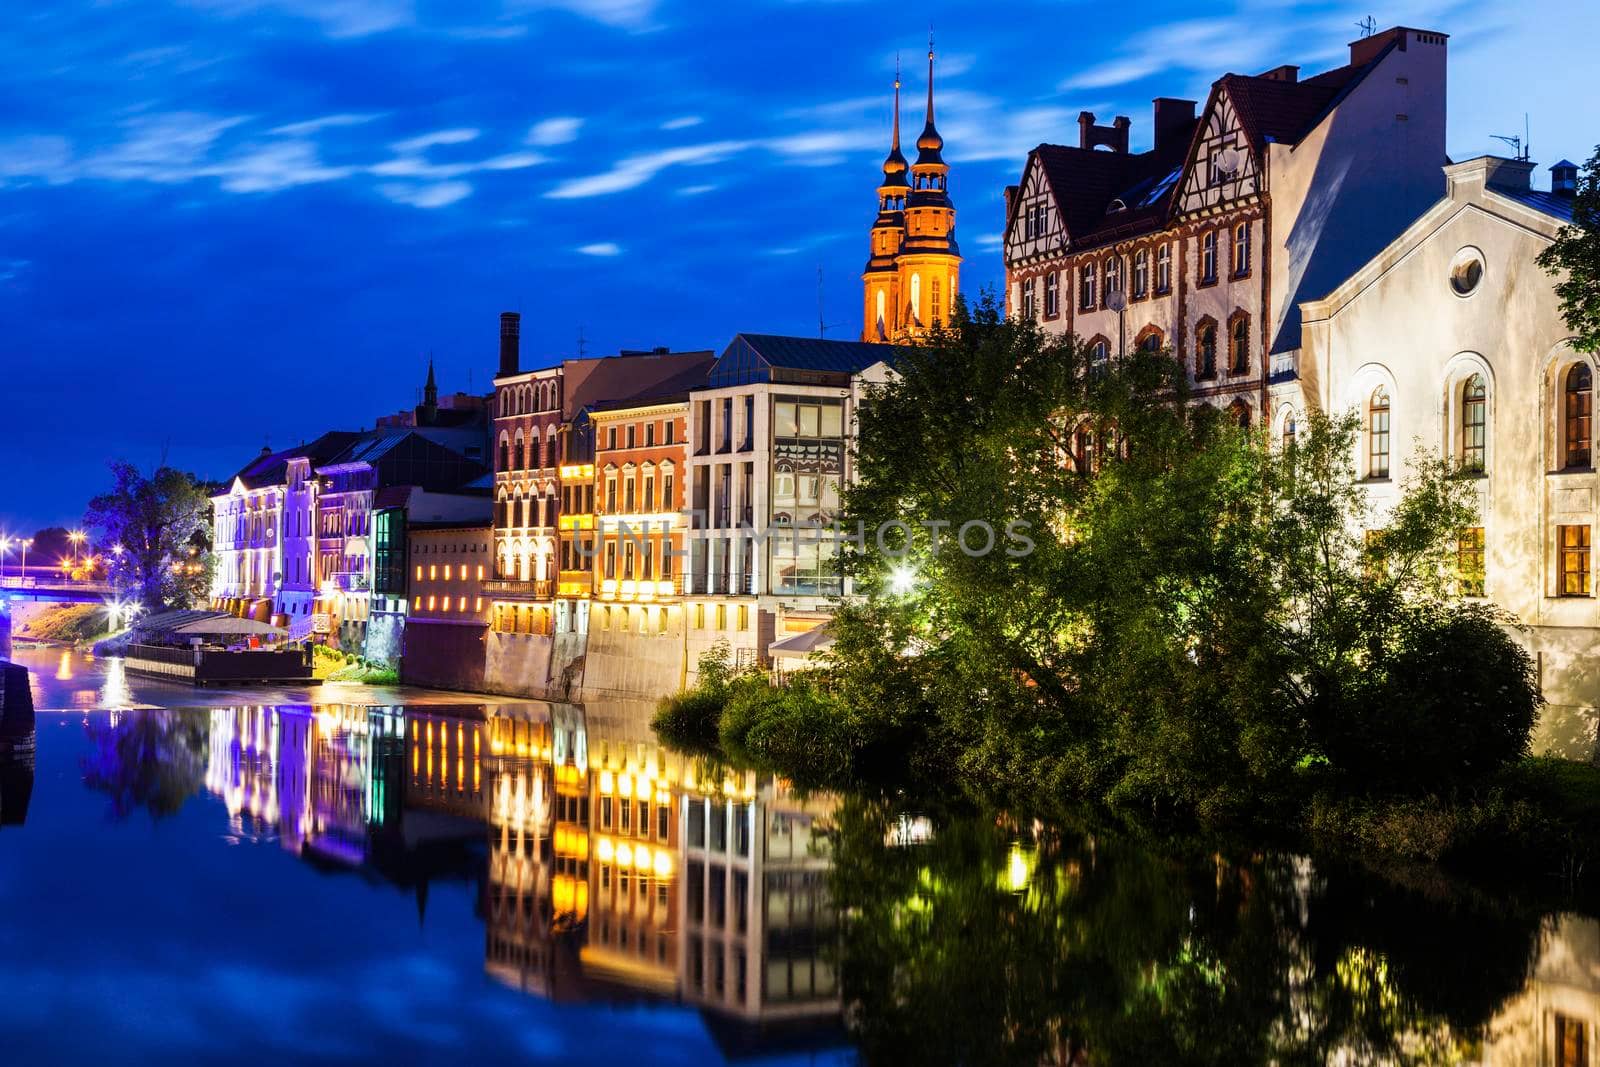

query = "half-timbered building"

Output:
[[1004, 26, 1449, 428]]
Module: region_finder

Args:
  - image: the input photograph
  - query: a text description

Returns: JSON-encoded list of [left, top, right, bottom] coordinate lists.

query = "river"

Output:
[[0, 645, 1597, 1065]]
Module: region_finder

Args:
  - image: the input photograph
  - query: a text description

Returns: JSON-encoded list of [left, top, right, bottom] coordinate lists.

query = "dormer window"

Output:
[[1107, 198, 1127, 214]]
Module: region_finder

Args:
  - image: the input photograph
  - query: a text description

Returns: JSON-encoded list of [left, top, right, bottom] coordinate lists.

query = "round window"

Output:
[[1449, 247, 1485, 297]]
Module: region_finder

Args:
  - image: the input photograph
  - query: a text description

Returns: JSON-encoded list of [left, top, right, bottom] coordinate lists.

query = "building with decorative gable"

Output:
[[1004, 26, 1450, 430]]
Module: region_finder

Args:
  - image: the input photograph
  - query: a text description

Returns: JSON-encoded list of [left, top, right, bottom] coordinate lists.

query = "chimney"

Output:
[[499, 312, 520, 376], [1258, 64, 1299, 82], [1349, 26, 1446, 68], [1152, 98, 1196, 152], [1552, 160, 1579, 198], [1077, 111, 1130, 154]]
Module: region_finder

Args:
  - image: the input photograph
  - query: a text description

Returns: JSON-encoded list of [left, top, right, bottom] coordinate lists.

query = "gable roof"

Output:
[[708, 334, 897, 388], [226, 431, 362, 491], [562, 350, 717, 418]]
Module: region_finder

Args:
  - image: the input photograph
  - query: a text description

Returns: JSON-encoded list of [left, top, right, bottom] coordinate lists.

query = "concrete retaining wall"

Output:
[[402, 621, 487, 692]]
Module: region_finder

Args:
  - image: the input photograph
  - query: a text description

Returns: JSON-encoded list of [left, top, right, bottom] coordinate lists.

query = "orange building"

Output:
[[590, 396, 691, 611], [862, 44, 961, 342]]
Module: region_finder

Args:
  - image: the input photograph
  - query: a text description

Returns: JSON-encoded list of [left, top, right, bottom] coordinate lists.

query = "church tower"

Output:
[[863, 42, 960, 342], [862, 64, 909, 341]]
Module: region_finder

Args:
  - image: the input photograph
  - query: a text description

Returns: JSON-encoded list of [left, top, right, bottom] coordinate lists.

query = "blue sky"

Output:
[[1, 0, 1595, 535]]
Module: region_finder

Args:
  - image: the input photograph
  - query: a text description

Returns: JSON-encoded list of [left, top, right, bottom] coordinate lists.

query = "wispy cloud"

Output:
[[270, 113, 384, 137], [577, 241, 621, 255], [1058, 17, 1290, 91], [378, 180, 472, 207], [392, 128, 479, 153], [505, 0, 658, 30], [660, 115, 703, 130], [182, 0, 415, 38], [545, 140, 750, 199], [527, 117, 583, 146]]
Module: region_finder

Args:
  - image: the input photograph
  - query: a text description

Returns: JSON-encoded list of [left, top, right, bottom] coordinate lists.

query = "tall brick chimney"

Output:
[[1078, 111, 1130, 154], [499, 311, 520, 376], [1152, 98, 1196, 152]]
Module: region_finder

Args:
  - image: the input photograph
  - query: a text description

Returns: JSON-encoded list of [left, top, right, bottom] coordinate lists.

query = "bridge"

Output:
[[0, 571, 116, 603]]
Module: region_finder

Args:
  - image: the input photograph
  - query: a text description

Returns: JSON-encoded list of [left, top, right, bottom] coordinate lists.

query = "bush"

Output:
[[718, 676, 856, 790], [652, 688, 725, 752], [1321, 606, 1541, 790]]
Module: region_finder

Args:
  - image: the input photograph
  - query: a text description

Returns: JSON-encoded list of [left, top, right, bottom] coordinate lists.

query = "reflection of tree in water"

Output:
[[81, 710, 210, 820], [828, 798, 1541, 1066]]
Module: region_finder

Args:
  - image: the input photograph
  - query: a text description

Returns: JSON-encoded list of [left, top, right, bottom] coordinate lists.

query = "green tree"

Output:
[[83, 461, 214, 610], [1537, 145, 1600, 352]]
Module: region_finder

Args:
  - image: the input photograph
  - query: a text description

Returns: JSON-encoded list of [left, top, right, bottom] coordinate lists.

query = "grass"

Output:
[[14, 603, 114, 646], [311, 643, 398, 685]]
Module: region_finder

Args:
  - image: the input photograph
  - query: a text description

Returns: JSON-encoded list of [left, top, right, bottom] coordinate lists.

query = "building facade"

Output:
[[1295, 155, 1590, 754], [1004, 26, 1449, 429], [400, 521, 493, 691]]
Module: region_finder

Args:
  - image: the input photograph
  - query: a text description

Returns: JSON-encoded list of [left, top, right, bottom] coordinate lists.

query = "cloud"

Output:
[[506, 0, 658, 30], [545, 140, 750, 199], [527, 117, 583, 146], [181, 0, 414, 38], [974, 233, 1003, 250], [577, 241, 621, 256], [392, 128, 479, 153], [210, 140, 356, 192], [83, 112, 250, 183], [660, 115, 703, 131], [377, 181, 472, 207], [270, 113, 384, 137], [1057, 17, 1290, 91], [676, 184, 716, 196]]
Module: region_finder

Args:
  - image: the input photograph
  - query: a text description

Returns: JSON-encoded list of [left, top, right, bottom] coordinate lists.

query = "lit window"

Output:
[[1457, 527, 1485, 597], [1368, 387, 1391, 479], [1556, 1013, 1587, 1067], [1460, 374, 1487, 472], [1560, 525, 1591, 597], [1566, 364, 1592, 468]]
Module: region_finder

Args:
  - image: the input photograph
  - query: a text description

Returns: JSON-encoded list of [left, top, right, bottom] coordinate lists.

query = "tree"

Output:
[[1537, 145, 1600, 352], [80, 710, 210, 820], [83, 461, 213, 610]]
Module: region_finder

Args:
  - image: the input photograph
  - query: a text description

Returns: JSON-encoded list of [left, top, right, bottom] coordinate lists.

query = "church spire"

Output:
[[881, 56, 908, 185], [423, 357, 438, 407], [916, 33, 944, 164]]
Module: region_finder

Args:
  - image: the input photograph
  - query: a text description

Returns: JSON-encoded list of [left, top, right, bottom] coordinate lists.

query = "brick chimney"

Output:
[[499, 312, 520, 377], [1152, 98, 1196, 152], [1258, 64, 1299, 82], [1078, 111, 1130, 154], [1350, 26, 1447, 68]]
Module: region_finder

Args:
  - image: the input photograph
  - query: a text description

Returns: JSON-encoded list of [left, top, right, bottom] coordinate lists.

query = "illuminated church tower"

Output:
[[862, 43, 960, 342]]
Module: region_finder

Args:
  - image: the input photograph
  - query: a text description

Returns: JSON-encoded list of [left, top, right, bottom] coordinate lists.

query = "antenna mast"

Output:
[[577, 324, 588, 358]]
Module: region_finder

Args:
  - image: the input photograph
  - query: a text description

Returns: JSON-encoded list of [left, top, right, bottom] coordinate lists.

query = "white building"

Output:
[[1294, 155, 1589, 755], [682, 334, 893, 671]]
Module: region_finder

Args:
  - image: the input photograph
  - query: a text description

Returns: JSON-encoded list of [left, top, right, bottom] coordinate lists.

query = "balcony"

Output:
[[483, 578, 554, 599], [1269, 351, 1299, 384]]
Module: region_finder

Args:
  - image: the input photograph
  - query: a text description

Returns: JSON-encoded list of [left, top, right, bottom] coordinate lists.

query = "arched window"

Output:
[[1228, 399, 1250, 429], [1195, 322, 1217, 379], [1566, 364, 1592, 469], [1201, 230, 1218, 283], [1229, 314, 1250, 375], [1281, 411, 1298, 451], [1043, 272, 1058, 318], [1021, 277, 1036, 320], [1080, 263, 1096, 310], [1135, 326, 1163, 353], [1368, 387, 1391, 479], [931, 278, 943, 324], [498, 435, 510, 472], [875, 289, 886, 330], [1132, 249, 1149, 297], [1155, 245, 1171, 292], [1232, 222, 1250, 275], [910, 273, 922, 322], [1103, 255, 1121, 301], [1091, 339, 1109, 364], [513, 431, 524, 471], [1460, 374, 1487, 472]]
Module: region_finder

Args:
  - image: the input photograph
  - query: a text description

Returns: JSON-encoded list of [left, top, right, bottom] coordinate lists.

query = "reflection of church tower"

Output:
[[862, 42, 961, 342]]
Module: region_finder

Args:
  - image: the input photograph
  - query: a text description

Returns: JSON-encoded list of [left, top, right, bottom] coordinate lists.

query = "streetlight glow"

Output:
[[889, 565, 917, 595]]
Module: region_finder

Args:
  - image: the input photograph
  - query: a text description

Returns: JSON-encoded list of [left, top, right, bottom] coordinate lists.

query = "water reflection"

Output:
[[191, 702, 844, 1049], [65, 701, 1600, 1064]]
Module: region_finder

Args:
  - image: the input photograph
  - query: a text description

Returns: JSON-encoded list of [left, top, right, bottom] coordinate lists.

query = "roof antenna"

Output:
[[577, 323, 588, 358], [817, 265, 844, 338], [1356, 15, 1377, 37], [1492, 118, 1531, 163]]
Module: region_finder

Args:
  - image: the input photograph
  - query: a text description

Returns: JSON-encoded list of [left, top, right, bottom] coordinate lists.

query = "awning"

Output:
[[767, 624, 834, 662]]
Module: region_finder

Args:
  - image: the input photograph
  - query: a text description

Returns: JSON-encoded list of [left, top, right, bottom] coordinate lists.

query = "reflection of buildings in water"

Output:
[[1486, 914, 1600, 1067], [0, 745, 34, 829], [678, 779, 838, 1023], [480, 701, 843, 1034]]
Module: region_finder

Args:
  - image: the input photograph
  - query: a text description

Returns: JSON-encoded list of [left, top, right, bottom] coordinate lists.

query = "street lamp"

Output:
[[0, 536, 10, 579], [1106, 290, 1127, 359], [19, 539, 31, 582], [69, 530, 85, 571]]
